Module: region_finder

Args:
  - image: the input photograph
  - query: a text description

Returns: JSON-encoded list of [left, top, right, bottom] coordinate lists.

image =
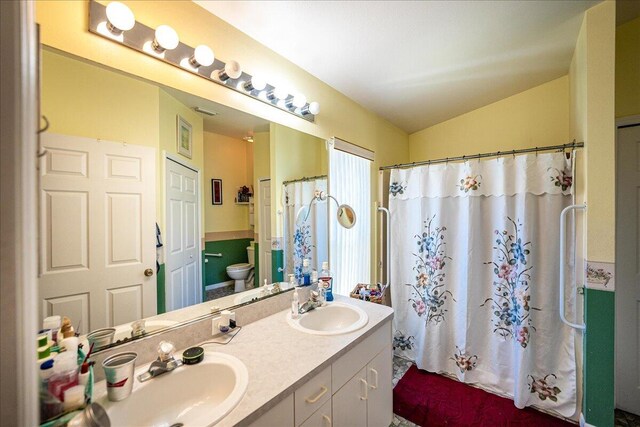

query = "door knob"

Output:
[[144, 268, 154, 277]]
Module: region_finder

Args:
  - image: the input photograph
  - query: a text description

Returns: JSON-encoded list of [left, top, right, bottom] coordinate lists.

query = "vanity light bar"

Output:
[[88, 0, 318, 123]]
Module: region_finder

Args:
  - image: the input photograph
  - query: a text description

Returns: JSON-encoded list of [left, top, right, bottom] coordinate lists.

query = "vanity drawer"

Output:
[[332, 320, 391, 392], [300, 399, 332, 427], [295, 365, 332, 426]]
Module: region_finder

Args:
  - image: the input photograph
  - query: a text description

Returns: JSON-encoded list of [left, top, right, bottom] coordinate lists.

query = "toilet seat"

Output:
[[227, 263, 252, 272]]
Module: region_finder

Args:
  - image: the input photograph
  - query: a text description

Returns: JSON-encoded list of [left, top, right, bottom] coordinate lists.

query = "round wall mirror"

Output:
[[337, 204, 356, 229]]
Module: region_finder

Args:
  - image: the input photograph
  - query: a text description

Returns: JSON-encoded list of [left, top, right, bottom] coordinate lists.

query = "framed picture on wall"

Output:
[[177, 115, 192, 159], [212, 179, 223, 205]]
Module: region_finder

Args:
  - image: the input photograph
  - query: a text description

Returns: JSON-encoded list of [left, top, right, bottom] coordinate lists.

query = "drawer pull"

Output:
[[360, 378, 368, 400], [369, 368, 378, 389], [305, 386, 328, 404], [323, 415, 332, 426]]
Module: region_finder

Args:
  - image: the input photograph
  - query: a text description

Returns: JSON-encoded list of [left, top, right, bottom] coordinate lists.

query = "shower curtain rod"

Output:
[[282, 174, 327, 186], [379, 141, 584, 171]]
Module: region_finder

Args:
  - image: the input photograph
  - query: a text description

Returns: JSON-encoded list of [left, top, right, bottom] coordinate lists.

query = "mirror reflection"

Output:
[[38, 48, 320, 350]]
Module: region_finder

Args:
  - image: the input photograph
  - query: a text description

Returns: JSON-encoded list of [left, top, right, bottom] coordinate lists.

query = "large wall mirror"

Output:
[[38, 47, 327, 351]]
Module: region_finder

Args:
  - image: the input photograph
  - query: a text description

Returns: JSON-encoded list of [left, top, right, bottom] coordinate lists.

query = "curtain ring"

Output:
[[535, 147, 538, 157]]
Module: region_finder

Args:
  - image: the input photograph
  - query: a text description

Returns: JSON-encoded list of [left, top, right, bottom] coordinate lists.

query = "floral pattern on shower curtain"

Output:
[[390, 152, 578, 417], [283, 178, 328, 282]]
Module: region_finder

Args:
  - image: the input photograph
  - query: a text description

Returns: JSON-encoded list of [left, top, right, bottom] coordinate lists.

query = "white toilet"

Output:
[[226, 243, 255, 293]]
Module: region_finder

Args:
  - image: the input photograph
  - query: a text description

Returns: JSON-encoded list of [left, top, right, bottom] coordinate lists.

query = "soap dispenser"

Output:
[[291, 287, 300, 319]]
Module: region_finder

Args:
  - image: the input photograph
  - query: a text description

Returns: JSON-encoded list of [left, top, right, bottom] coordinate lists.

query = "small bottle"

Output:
[[261, 279, 270, 296], [288, 273, 297, 289], [291, 287, 300, 319], [319, 261, 334, 302], [317, 280, 327, 306], [302, 259, 311, 286]]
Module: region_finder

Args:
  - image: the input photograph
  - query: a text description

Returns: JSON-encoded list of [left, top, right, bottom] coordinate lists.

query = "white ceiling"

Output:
[[162, 86, 270, 139], [195, 0, 600, 134]]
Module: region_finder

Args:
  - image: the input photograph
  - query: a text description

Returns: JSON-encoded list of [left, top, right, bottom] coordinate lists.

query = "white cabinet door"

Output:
[[367, 346, 393, 427], [300, 399, 332, 427], [332, 367, 368, 427], [248, 394, 294, 427]]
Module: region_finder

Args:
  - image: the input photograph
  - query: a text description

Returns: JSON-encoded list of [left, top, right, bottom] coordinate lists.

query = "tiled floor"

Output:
[[615, 409, 640, 427], [204, 284, 235, 301], [391, 355, 640, 427]]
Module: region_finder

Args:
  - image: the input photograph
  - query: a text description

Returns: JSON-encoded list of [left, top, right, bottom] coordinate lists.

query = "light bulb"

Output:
[[269, 86, 289, 101], [302, 101, 320, 116], [105, 2, 135, 35], [216, 60, 242, 81], [243, 75, 266, 92], [153, 25, 179, 52], [292, 93, 307, 109], [189, 45, 214, 69]]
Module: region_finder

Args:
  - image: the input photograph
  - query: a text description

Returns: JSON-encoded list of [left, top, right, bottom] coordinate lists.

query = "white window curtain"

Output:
[[329, 141, 371, 295], [283, 178, 328, 282]]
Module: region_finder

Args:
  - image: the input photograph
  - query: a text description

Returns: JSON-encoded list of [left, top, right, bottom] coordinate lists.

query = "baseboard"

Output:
[[205, 280, 234, 291]]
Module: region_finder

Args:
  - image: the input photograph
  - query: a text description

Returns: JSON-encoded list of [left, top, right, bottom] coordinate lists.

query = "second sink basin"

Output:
[[287, 302, 368, 335], [99, 351, 248, 427]]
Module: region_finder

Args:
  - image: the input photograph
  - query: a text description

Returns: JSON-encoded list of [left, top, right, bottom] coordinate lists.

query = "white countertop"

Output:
[[93, 295, 393, 426]]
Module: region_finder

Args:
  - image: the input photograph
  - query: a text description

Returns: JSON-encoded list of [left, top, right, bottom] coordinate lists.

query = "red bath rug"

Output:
[[393, 364, 575, 426]]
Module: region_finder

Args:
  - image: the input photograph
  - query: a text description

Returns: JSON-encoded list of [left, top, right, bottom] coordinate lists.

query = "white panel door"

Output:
[[367, 346, 393, 427], [39, 134, 156, 333], [259, 179, 272, 283], [332, 367, 368, 427], [616, 124, 640, 415], [165, 158, 201, 311]]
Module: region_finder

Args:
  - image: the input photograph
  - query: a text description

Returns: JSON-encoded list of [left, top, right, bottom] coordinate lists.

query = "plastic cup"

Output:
[[101, 352, 137, 401]]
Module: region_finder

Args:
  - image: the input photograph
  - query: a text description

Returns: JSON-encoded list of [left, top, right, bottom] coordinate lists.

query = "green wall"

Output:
[[272, 249, 284, 282], [203, 238, 253, 292], [157, 264, 165, 315], [584, 288, 615, 427]]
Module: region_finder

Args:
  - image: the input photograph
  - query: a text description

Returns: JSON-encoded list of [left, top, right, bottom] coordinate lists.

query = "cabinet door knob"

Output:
[[322, 415, 332, 426], [144, 268, 154, 277]]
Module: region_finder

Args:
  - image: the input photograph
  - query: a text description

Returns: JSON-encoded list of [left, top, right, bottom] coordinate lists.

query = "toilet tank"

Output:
[[247, 245, 255, 266]]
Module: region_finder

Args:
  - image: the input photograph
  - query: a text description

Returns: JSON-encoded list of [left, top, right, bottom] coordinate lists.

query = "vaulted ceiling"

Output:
[[195, 1, 601, 134]]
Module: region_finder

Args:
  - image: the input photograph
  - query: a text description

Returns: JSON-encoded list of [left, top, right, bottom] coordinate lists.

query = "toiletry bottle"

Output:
[[317, 280, 327, 306], [291, 288, 300, 319], [288, 273, 297, 288], [319, 261, 334, 301], [302, 259, 311, 286]]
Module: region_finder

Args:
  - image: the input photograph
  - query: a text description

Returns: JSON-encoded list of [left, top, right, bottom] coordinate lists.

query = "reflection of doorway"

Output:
[[39, 134, 157, 332], [615, 120, 640, 416], [259, 179, 272, 284], [165, 155, 202, 311]]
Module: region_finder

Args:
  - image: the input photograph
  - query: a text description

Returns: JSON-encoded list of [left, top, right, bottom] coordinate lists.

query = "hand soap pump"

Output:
[[320, 261, 334, 301], [291, 287, 300, 319]]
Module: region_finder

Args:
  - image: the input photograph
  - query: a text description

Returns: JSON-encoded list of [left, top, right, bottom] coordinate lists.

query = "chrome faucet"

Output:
[[298, 290, 323, 314], [137, 341, 183, 382]]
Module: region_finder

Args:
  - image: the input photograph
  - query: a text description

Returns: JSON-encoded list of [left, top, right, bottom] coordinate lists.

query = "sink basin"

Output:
[[99, 351, 248, 426], [287, 302, 368, 335]]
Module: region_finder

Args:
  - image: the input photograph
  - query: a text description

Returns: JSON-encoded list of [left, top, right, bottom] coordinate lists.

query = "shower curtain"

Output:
[[283, 178, 328, 282], [390, 152, 578, 417]]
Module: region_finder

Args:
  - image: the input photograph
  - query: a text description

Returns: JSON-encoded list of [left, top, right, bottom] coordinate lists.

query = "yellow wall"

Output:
[[408, 76, 570, 161], [616, 16, 640, 118], [158, 89, 205, 237], [204, 131, 252, 233], [579, 1, 616, 263], [41, 49, 159, 147]]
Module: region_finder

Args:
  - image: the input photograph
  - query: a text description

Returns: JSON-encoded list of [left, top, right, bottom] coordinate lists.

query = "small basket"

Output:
[[350, 283, 386, 304]]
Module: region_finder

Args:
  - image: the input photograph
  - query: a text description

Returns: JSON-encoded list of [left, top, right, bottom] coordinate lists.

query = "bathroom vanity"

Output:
[[91, 295, 393, 427]]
